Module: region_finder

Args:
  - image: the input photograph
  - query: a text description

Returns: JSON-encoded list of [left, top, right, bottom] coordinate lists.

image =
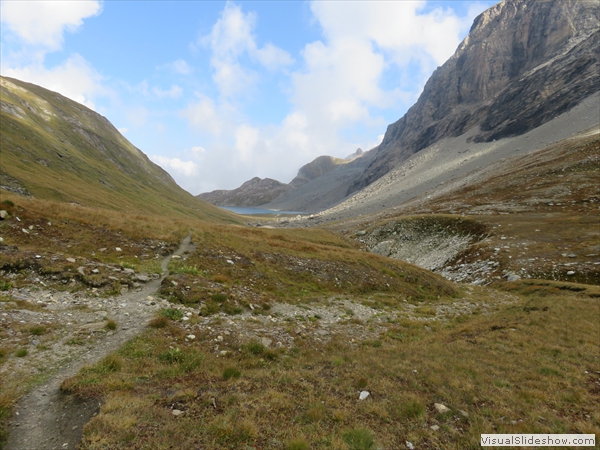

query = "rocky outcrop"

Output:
[[290, 155, 346, 187], [197, 177, 292, 207], [349, 0, 599, 194]]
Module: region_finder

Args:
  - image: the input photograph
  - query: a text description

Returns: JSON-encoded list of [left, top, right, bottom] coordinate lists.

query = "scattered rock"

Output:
[[115, 247, 122, 252], [430, 425, 440, 431], [406, 441, 415, 450], [172, 409, 184, 417], [186, 335, 196, 340], [66, 258, 76, 263], [91, 269, 99, 274], [359, 391, 370, 400], [434, 403, 450, 414], [0, 210, 7, 220], [504, 273, 521, 282], [566, 271, 575, 275]]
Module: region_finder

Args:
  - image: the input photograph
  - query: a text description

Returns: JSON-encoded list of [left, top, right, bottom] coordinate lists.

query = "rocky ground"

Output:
[[1, 233, 521, 449]]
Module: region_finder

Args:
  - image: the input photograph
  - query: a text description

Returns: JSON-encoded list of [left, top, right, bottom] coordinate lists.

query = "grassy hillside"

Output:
[[0, 76, 236, 223]]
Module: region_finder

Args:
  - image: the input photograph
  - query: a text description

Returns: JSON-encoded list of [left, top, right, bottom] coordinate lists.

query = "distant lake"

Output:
[[219, 206, 306, 216]]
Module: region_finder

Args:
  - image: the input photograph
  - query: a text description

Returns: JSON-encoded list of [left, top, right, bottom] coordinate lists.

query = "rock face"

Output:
[[349, 0, 599, 194], [197, 177, 291, 207]]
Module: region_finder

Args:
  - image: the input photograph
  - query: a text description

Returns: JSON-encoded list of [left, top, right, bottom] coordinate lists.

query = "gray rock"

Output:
[[504, 273, 521, 282], [430, 425, 440, 431], [135, 274, 150, 283], [66, 258, 76, 263], [359, 391, 370, 400], [434, 403, 450, 414], [0, 210, 7, 220]]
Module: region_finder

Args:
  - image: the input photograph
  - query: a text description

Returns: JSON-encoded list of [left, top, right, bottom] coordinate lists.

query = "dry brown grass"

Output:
[[61, 282, 599, 449]]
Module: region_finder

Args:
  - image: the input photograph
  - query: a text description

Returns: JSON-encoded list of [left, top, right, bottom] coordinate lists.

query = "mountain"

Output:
[[197, 152, 371, 212], [349, 0, 599, 194], [0, 76, 236, 222], [196, 177, 291, 207]]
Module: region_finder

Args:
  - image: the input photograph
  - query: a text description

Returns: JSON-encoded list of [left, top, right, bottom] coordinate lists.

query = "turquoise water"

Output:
[[219, 206, 306, 215]]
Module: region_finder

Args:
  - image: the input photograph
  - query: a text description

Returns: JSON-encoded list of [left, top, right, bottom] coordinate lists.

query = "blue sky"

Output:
[[1, 0, 496, 195]]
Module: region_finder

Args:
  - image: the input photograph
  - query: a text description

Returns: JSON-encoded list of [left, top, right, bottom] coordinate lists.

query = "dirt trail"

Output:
[[4, 234, 194, 450]]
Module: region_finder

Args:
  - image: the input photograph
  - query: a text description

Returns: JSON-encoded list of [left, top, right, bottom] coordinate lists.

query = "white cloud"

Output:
[[234, 124, 259, 162], [180, 94, 225, 136], [1, 54, 105, 110], [200, 2, 293, 98], [150, 155, 198, 177], [171, 59, 192, 75], [126, 105, 148, 127], [0, 0, 102, 51], [152, 84, 183, 99], [190, 146, 206, 154]]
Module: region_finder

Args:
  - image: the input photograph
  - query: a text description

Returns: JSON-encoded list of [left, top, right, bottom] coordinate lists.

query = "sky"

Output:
[[0, 0, 497, 195]]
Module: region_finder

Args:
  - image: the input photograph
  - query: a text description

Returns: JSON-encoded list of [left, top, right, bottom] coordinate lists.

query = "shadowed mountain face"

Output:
[[196, 177, 292, 207], [0, 76, 235, 222], [349, 0, 599, 194]]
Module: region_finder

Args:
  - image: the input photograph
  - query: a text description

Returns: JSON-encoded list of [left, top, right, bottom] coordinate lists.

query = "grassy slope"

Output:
[[0, 76, 236, 223], [62, 283, 599, 450]]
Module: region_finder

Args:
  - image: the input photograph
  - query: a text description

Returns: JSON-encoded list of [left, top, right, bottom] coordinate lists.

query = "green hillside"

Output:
[[0, 76, 236, 223]]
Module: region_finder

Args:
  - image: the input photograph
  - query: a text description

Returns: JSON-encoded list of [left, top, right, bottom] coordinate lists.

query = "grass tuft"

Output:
[[342, 427, 375, 450]]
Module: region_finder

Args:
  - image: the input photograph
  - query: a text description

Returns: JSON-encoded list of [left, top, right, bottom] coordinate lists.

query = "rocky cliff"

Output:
[[349, 0, 599, 194]]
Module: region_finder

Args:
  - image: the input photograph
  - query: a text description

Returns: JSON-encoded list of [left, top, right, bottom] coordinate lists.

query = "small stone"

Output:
[[186, 334, 196, 340], [434, 403, 450, 414], [115, 247, 122, 252], [459, 410, 469, 418], [28, 225, 34, 230], [359, 391, 370, 400], [217, 335, 223, 341], [21, 228, 29, 234], [135, 274, 150, 282], [0, 210, 7, 220], [91, 269, 99, 274], [171, 255, 181, 260], [171, 280, 178, 286], [430, 425, 440, 431], [219, 350, 228, 356], [35, 255, 41, 259], [172, 409, 184, 416], [226, 259, 234, 264], [66, 258, 76, 263], [406, 441, 415, 450], [566, 271, 575, 276], [98, 248, 107, 252], [261, 337, 272, 348]]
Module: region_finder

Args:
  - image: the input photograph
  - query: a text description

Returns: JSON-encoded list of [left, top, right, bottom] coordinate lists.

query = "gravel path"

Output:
[[4, 234, 194, 450]]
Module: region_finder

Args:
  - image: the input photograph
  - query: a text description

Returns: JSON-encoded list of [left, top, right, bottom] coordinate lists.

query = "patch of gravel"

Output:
[[3, 235, 194, 450]]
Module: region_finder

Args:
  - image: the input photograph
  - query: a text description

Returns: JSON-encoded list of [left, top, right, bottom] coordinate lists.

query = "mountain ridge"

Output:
[[0, 76, 237, 222], [349, 0, 599, 194]]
